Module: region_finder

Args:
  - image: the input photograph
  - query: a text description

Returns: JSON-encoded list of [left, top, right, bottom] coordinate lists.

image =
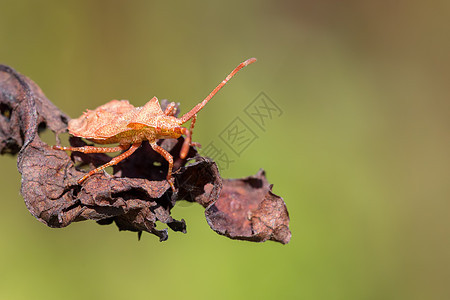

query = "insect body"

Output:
[[54, 58, 257, 191]]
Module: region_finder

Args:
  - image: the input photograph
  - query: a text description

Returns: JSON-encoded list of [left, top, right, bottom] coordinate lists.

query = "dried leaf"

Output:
[[0, 65, 67, 154], [205, 170, 291, 244], [0, 64, 291, 244]]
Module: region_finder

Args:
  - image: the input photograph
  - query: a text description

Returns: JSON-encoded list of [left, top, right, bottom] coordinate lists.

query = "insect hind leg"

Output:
[[53, 144, 128, 154], [76, 142, 141, 184]]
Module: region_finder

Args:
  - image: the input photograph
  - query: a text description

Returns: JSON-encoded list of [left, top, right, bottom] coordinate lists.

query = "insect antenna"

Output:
[[179, 58, 257, 124]]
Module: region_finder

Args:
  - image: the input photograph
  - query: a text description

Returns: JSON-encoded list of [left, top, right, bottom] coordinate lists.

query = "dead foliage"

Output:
[[0, 64, 291, 244]]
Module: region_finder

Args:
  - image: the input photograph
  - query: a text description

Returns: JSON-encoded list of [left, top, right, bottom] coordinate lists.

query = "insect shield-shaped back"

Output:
[[68, 99, 136, 139], [68, 97, 179, 140]]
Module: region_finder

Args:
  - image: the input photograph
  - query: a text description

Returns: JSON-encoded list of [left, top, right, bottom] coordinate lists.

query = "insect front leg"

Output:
[[164, 102, 177, 116], [150, 141, 175, 192], [179, 114, 201, 159], [76, 142, 141, 184]]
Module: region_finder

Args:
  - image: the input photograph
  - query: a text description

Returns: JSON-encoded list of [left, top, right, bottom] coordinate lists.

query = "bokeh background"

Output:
[[1, 1, 449, 299]]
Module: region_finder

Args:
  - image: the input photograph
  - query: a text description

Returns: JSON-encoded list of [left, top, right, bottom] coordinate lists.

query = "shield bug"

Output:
[[53, 58, 257, 191]]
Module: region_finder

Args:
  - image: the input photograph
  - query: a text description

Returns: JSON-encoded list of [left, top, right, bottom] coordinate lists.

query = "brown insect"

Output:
[[54, 58, 257, 191]]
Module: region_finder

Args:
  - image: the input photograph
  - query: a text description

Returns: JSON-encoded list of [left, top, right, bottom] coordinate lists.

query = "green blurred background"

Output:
[[1, 1, 449, 299]]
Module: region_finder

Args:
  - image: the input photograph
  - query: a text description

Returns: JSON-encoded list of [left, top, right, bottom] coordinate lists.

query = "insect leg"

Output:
[[180, 114, 200, 159], [53, 145, 128, 153], [150, 142, 175, 192], [164, 102, 177, 116], [77, 142, 141, 184]]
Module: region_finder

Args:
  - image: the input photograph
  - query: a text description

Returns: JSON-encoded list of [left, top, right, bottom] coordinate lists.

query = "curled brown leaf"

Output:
[[205, 170, 291, 244], [0, 64, 291, 244]]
